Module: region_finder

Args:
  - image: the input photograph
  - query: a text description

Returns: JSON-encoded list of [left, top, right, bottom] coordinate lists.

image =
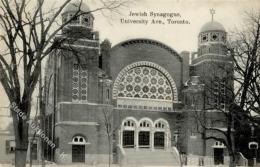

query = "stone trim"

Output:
[[63, 43, 99, 50], [112, 38, 182, 62], [58, 101, 113, 107], [191, 59, 233, 66], [55, 121, 99, 126]]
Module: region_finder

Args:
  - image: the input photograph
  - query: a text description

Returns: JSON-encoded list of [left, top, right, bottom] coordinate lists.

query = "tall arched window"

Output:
[[154, 120, 168, 149], [139, 119, 153, 148], [122, 118, 137, 148]]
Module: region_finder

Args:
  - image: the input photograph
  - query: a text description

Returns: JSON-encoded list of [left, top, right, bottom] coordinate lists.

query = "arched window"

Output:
[[123, 120, 135, 128], [122, 118, 137, 148], [116, 66, 173, 101], [113, 61, 178, 111], [154, 119, 169, 149], [155, 121, 166, 129], [213, 141, 226, 148], [140, 120, 151, 128], [72, 135, 86, 145], [120, 117, 171, 149], [138, 119, 153, 148]]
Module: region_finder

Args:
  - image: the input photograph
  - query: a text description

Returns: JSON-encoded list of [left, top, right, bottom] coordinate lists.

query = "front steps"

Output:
[[120, 148, 180, 167]]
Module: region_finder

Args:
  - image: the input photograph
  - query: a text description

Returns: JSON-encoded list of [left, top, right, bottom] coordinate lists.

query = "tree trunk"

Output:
[[229, 154, 236, 167], [11, 102, 31, 167], [15, 128, 29, 167], [14, 126, 29, 167], [179, 153, 183, 167], [108, 136, 111, 167], [15, 148, 28, 167]]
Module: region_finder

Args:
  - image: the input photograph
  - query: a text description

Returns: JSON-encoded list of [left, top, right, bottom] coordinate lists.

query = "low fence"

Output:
[[181, 153, 248, 167]]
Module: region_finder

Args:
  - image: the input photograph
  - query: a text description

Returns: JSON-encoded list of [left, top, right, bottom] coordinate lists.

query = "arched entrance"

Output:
[[154, 119, 170, 149], [71, 135, 87, 162], [138, 119, 153, 148], [213, 141, 225, 165], [121, 118, 137, 148], [154, 132, 165, 148], [120, 117, 170, 150]]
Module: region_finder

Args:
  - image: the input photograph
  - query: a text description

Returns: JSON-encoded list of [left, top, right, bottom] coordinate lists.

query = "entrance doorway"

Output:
[[123, 130, 135, 148], [154, 132, 165, 148], [214, 148, 224, 165], [72, 145, 85, 162], [31, 143, 38, 160], [139, 131, 150, 148]]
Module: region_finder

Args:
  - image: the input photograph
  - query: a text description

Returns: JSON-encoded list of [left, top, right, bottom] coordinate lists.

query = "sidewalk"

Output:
[[0, 163, 256, 167]]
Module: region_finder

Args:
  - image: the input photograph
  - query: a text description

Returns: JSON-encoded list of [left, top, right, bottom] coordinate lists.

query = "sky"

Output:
[[92, 0, 259, 51], [0, 0, 259, 119]]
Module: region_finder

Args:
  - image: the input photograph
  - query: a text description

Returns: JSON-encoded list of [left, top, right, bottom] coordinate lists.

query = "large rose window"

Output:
[[113, 61, 178, 111], [117, 66, 173, 101]]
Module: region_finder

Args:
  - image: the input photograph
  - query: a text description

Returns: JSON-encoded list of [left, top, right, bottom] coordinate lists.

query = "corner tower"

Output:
[[44, 1, 113, 164], [190, 12, 233, 110], [56, 0, 101, 103], [184, 11, 234, 161]]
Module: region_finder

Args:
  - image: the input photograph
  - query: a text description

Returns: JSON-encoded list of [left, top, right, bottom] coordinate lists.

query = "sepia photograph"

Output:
[[0, 0, 260, 167]]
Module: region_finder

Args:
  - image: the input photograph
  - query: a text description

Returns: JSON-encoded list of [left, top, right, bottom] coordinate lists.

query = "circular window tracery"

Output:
[[199, 32, 226, 44], [211, 33, 219, 41], [113, 61, 178, 106], [115, 66, 173, 101]]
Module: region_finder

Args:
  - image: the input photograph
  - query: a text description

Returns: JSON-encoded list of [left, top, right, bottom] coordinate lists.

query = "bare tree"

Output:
[[102, 109, 113, 167], [102, 106, 121, 167], [229, 11, 260, 116], [189, 81, 236, 167], [0, 0, 129, 167], [229, 10, 260, 165]]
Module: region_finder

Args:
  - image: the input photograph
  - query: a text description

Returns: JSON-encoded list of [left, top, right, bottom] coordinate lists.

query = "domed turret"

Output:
[[62, 0, 94, 29], [197, 10, 227, 57], [63, 1, 91, 13], [198, 21, 226, 46], [200, 21, 225, 33]]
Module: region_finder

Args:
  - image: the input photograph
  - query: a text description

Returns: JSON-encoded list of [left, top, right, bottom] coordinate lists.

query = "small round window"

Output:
[[202, 35, 208, 42], [211, 33, 219, 41], [84, 18, 89, 23], [221, 35, 226, 42]]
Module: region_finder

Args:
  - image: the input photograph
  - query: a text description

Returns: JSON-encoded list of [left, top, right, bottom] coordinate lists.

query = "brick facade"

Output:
[[42, 2, 234, 166]]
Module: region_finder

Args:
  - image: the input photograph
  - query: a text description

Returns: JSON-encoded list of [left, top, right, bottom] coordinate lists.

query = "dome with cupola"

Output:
[[198, 20, 227, 46], [196, 11, 228, 58], [200, 21, 225, 33], [62, 0, 94, 29], [63, 0, 91, 13]]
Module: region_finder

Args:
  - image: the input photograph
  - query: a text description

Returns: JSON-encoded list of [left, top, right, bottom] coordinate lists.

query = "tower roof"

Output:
[[63, 0, 91, 13], [200, 21, 225, 33]]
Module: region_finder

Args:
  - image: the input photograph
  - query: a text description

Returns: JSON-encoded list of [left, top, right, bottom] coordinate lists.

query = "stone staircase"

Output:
[[121, 148, 180, 167]]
